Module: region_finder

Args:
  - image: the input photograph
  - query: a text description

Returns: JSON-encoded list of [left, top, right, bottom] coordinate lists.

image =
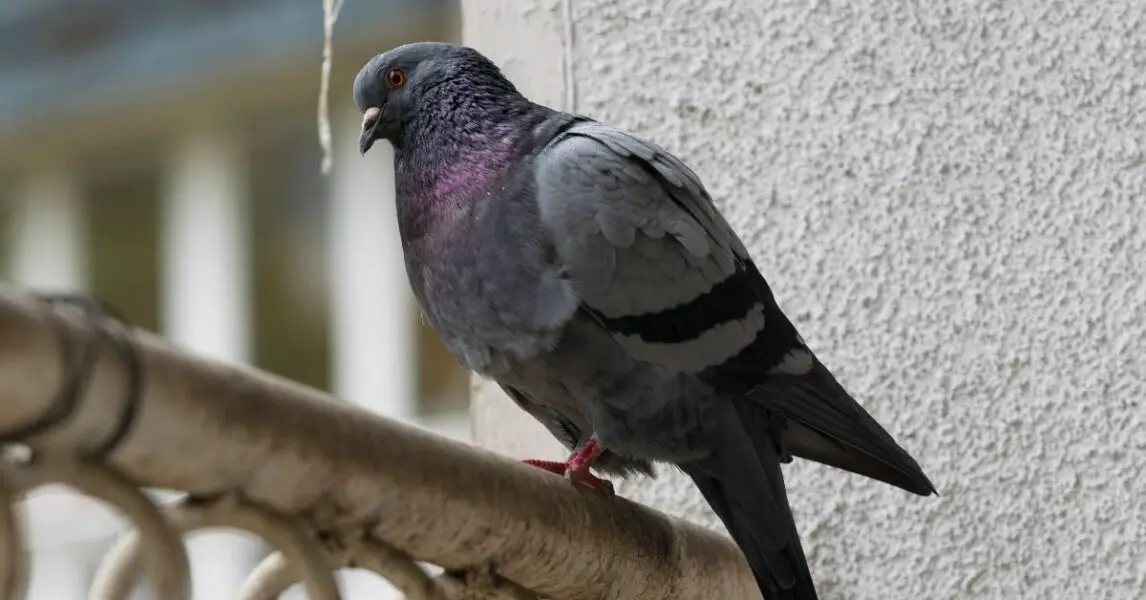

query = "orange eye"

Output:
[[386, 68, 407, 89]]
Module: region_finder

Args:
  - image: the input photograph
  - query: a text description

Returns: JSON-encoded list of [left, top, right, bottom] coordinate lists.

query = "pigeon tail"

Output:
[[685, 405, 818, 600]]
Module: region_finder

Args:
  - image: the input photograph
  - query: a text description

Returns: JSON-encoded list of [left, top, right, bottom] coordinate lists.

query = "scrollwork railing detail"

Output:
[[0, 285, 760, 600]]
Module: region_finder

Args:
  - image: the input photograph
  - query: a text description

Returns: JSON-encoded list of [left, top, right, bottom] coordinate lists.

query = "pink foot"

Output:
[[522, 459, 568, 476], [522, 438, 615, 497]]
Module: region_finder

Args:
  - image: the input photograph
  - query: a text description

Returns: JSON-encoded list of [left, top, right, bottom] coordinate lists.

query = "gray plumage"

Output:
[[355, 41, 935, 600]]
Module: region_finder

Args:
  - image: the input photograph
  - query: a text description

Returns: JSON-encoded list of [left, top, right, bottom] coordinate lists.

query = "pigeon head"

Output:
[[354, 42, 520, 155]]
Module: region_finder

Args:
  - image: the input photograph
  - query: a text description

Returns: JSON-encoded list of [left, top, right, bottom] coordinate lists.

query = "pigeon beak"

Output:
[[359, 106, 382, 155]]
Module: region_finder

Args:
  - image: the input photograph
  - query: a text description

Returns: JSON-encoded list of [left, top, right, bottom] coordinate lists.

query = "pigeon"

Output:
[[354, 41, 935, 600]]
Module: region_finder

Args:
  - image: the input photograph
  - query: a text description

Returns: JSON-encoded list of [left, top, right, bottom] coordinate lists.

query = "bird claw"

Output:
[[566, 468, 615, 496], [522, 459, 567, 476], [522, 458, 615, 497]]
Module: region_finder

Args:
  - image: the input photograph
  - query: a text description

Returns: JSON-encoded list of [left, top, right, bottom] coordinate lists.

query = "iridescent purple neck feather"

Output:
[[392, 75, 551, 243]]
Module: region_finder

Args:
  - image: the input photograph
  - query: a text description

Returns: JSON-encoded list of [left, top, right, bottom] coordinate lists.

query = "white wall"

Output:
[[464, 2, 1146, 599]]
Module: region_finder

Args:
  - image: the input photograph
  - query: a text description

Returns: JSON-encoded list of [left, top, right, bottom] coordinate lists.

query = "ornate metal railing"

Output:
[[0, 284, 759, 599]]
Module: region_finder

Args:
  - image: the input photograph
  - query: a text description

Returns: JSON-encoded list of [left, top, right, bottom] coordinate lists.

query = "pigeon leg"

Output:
[[521, 437, 615, 497], [564, 437, 614, 496]]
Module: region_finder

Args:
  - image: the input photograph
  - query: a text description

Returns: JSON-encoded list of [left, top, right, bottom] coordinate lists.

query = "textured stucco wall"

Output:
[[463, 1, 1146, 598]]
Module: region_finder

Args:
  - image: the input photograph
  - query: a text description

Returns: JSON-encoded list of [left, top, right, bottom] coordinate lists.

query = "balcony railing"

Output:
[[0, 284, 760, 599]]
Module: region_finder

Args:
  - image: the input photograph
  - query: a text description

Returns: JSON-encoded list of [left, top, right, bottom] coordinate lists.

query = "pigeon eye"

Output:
[[386, 68, 407, 89]]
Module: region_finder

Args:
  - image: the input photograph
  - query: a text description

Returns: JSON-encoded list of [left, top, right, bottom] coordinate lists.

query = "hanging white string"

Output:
[[318, 0, 347, 175]]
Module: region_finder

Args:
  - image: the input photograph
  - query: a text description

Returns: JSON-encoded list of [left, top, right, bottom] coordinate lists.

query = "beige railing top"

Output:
[[0, 284, 759, 600]]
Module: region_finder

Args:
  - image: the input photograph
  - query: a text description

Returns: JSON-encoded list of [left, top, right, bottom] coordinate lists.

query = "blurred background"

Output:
[[0, 0, 464, 597]]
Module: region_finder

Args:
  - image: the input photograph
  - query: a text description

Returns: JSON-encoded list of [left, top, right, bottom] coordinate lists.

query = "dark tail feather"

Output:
[[758, 358, 937, 496], [685, 407, 818, 600]]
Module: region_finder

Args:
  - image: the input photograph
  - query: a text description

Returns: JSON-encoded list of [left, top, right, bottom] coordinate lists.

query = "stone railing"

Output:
[[0, 284, 759, 599]]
